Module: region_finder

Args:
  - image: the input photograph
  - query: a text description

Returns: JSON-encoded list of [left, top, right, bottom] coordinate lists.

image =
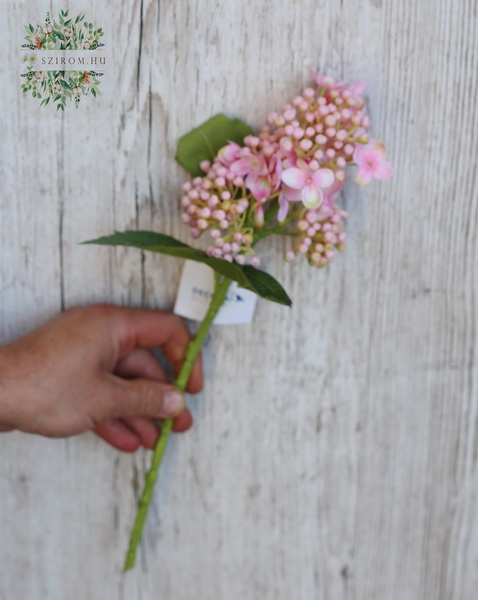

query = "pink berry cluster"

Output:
[[180, 71, 392, 268]]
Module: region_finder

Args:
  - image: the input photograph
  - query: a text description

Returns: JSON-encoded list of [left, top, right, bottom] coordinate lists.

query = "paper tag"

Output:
[[174, 261, 258, 325]]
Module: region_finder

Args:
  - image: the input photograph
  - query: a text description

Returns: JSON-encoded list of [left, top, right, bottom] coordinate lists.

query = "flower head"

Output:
[[281, 159, 334, 209], [354, 140, 393, 185]]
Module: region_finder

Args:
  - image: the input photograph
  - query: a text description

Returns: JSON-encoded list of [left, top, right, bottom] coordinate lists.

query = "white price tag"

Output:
[[174, 261, 258, 325]]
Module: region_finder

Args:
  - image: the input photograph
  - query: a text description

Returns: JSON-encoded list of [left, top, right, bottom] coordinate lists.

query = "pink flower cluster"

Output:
[[181, 72, 392, 268]]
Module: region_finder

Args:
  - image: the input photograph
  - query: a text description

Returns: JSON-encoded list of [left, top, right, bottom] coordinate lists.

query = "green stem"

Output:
[[123, 274, 232, 571]]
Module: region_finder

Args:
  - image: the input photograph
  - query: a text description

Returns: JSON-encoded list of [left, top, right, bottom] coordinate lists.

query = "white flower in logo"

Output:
[[43, 24, 53, 35], [81, 38, 91, 49], [72, 86, 82, 97], [34, 71, 44, 82], [64, 26, 73, 38], [22, 52, 38, 70], [52, 82, 62, 94]]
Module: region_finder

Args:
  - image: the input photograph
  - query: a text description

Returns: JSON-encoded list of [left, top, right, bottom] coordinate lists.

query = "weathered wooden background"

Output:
[[1, 0, 477, 598]]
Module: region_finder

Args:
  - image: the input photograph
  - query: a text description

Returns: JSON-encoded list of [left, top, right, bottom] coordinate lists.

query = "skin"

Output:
[[0, 305, 203, 453]]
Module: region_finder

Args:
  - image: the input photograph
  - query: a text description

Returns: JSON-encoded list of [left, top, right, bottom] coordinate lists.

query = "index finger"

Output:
[[113, 308, 203, 393]]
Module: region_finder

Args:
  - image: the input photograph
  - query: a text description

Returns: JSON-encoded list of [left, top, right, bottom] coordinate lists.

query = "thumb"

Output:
[[105, 377, 186, 420]]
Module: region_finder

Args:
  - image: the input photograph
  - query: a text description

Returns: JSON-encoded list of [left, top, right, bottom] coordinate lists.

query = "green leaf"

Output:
[[83, 231, 292, 307], [29, 23, 34, 33], [91, 87, 97, 97], [175, 113, 254, 177]]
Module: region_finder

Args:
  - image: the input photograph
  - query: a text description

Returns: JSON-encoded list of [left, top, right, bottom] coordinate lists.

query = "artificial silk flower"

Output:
[[89, 70, 392, 571]]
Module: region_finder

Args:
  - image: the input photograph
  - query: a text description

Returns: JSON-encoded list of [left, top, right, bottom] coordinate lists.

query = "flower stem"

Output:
[[123, 273, 232, 572]]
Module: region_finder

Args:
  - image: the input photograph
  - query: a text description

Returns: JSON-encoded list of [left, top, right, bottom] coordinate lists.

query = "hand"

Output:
[[0, 305, 203, 452]]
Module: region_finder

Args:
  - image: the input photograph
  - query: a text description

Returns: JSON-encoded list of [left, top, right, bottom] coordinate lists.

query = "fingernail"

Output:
[[161, 389, 185, 417]]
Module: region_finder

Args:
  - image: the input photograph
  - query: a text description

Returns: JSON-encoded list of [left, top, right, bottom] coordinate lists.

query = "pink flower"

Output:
[[308, 69, 366, 96], [217, 142, 242, 167], [281, 159, 334, 209], [354, 140, 393, 185], [230, 149, 268, 179]]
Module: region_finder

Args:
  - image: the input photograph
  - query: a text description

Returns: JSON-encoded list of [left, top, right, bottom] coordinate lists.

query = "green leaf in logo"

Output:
[[175, 114, 254, 177]]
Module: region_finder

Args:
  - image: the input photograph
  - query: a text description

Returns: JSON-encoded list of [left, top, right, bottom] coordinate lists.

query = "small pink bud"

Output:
[[298, 220, 308, 231], [281, 137, 293, 153], [268, 111, 278, 124], [199, 160, 211, 172], [181, 213, 191, 224], [213, 209, 226, 221], [285, 251, 296, 262], [336, 157, 346, 168], [310, 158, 322, 170], [300, 139, 313, 151], [193, 177, 202, 186], [335, 170, 346, 182], [221, 191, 231, 200], [326, 148, 336, 159], [235, 255, 246, 265], [233, 176, 244, 186], [215, 177, 226, 187], [182, 182, 192, 192], [231, 242, 240, 253], [198, 219, 208, 230], [284, 108, 297, 121], [306, 212, 318, 223], [284, 125, 294, 136], [181, 196, 191, 207], [315, 134, 327, 145], [293, 127, 305, 140], [200, 207, 211, 218], [220, 219, 229, 229], [298, 244, 308, 254], [200, 191, 210, 201], [303, 87, 315, 98], [305, 127, 315, 138], [344, 144, 354, 155], [188, 189, 199, 200], [326, 127, 336, 138], [250, 256, 261, 267], [210, 229, 221, 239]]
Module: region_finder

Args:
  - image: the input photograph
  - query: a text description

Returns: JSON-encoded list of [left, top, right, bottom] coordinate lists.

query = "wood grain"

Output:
[[0, 0, 477, 598]]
